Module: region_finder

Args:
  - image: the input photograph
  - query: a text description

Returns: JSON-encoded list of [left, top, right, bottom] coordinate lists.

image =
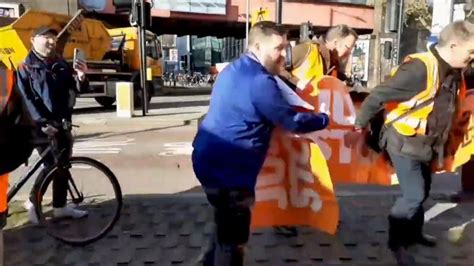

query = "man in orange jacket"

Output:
[[347, 21, 474, 264], [0, 66, 36, 266]]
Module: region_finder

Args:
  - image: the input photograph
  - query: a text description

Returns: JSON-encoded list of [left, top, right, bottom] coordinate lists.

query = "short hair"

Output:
[[438, 20, 474, 47], [325, 24, 358, 42], [248, 21, 287, 46]]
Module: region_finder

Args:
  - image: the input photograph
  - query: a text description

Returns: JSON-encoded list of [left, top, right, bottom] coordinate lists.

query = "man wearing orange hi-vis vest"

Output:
[[346, 21, 474, 264], [0, 65, 36, 266]]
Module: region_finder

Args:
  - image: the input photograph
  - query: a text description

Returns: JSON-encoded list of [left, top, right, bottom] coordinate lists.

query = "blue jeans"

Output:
[[387, 152, 432, 249], [389, 152, 432, 219]]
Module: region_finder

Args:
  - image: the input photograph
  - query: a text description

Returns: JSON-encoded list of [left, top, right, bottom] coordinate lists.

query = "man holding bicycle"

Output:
[[16, 26, 89, 223]]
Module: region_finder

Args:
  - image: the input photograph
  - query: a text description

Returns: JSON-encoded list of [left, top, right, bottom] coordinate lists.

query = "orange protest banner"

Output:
[[252, 130, 339, 234], [297, 76, 394, 185], [251, 76, 394, 234]]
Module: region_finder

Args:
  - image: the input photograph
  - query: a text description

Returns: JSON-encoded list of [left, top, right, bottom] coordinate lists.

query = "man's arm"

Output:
[[251, 75, 329, 134], [15, 65, 50, 122], [354, 59, 428, 129]]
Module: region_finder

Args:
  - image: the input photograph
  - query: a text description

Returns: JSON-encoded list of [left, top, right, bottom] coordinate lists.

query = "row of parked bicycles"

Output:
[[163, 71, 216, 88]]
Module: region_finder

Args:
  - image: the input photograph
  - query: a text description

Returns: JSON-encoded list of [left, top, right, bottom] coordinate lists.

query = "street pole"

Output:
[[245, 0, 249, 49], [187, 35, 192, 73], [276, 0, 282, 24], [138, 0, 148, 115], [395, 0, 404, 64]]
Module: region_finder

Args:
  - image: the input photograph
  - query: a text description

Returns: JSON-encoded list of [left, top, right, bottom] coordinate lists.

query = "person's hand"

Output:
[[319, 102, 330, 116], [41, 125, 58, 136], [296, 78, 310, 90], [74, 59, 88, 82], [344, 128, 364, 148]]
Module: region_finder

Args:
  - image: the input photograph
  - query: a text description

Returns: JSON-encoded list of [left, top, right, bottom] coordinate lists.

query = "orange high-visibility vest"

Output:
[[385, 52, 466, 136], [0, 174, 7, 214]]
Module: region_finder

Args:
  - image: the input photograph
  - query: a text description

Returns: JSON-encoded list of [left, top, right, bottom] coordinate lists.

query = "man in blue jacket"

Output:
[[192, 21, 330, 266], [16, 26, 89, 223]]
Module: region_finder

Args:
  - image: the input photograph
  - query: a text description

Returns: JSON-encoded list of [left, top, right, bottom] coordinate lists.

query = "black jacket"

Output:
[[16, 51, 88, 124], [355, 45, 461, 137]]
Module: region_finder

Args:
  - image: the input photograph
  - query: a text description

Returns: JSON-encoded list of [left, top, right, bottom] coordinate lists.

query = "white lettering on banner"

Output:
[[317, 89, 357, 126], [303, 129, 371, 165], [283, 139, 322, 212], [257, 137, 322, 212], [332, 92, 356, 125], [256, 187, 289, 209], [257, 140, 289, 209], [257, 157, 285, 187]]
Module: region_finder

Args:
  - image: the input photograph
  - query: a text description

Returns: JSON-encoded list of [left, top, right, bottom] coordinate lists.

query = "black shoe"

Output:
[[415, 234, 437, 247], [392, 247, 416, 266]]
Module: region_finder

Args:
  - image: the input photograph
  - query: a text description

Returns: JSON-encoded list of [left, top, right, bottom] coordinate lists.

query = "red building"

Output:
[[92, 0, 374, 37]]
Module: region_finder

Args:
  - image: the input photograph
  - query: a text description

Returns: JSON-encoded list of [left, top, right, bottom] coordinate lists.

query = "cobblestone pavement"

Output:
[[4, 192, 474, 266]]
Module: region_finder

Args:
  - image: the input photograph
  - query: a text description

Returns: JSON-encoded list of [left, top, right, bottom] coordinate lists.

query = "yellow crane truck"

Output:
[[0, 9, 164, 107]]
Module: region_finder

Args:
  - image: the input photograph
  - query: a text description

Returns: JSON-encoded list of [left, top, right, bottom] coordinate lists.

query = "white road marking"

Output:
[[159, 142, 193, 156], [73, 138, 135, 155]]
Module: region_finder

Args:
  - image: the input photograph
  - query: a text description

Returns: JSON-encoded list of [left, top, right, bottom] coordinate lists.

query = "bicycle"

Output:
[[7, 120, 122, 246]]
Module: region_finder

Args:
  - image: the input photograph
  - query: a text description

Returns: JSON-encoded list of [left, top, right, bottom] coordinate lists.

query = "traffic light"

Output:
[[113, 0, 133, 12], [113, 0, 151, 27], [299, 21, 314, 42], [385, 0, 401, 32]]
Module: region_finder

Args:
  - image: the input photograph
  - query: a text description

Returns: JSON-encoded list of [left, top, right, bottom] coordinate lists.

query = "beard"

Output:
[[263, 55, 284, 75]]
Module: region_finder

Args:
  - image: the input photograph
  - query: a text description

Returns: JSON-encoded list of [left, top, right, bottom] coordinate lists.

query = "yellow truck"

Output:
[[0, 9, 164, 107]]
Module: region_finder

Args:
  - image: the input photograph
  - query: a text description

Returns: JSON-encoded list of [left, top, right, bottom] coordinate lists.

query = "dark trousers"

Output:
[[387, 152, 432, 250], [31, 131, 73, 208], [203, 188, 255, 266]]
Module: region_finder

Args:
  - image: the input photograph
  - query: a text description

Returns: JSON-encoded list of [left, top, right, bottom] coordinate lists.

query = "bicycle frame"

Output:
[[6, 145, 52, 203]]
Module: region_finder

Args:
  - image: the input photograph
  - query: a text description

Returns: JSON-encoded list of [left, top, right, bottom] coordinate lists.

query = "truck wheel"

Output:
[[95, 97, 116, 108]]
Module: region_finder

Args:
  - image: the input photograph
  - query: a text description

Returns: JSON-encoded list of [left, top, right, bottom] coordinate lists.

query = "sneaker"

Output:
[[53, 206, 88, 219], [23, 199, 39, 224]]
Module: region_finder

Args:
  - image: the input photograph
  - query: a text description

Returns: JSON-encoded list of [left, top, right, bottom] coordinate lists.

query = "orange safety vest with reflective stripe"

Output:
[[0, 174, 7, 214], [385, 52, 466, 136]]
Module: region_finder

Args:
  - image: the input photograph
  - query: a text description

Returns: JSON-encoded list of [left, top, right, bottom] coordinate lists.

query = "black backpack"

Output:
[[0, 69, 35, 175]]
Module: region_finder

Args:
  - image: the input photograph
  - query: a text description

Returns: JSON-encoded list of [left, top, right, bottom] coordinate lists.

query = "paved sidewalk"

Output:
[[4, 191, 474, 265]]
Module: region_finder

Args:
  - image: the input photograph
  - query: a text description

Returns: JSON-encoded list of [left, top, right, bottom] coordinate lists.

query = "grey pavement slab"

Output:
[[4, 193, 474, 265]]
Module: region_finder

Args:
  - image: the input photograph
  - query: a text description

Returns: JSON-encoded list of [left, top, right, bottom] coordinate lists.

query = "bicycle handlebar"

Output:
[[38, 119, 79, 131]]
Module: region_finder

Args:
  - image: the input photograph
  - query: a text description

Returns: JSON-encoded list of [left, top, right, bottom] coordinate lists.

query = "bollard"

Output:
[[116, 82, 134, 118]]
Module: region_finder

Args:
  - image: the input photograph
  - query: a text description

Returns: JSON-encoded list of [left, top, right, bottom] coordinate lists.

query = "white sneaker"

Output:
[[53, 205, 88, 219], [23, 199, 39, 224]]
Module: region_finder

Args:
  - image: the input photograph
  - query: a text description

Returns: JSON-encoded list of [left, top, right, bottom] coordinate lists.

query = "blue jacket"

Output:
[[16, 51, 87, 124], [192, 54, 329, 189]]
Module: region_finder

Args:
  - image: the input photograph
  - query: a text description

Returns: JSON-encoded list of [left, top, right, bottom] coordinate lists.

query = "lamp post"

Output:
[[276, 0, 282, 24], [245, 0, 249, 48]]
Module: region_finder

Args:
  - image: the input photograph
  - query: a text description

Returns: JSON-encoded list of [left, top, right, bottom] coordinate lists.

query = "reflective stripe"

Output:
[[385, 52, 440, 136], [0, 174, 7, 213], [386, 113, 421, 128]]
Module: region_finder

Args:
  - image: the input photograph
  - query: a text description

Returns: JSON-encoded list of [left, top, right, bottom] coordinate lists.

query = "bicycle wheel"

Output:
[[34, 157, 122, 246]]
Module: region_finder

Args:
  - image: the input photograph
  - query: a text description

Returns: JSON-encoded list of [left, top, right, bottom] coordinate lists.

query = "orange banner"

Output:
[[251, 76, 474, 234], [252, 130, 339, 234], [252, 76, 393, 234]]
